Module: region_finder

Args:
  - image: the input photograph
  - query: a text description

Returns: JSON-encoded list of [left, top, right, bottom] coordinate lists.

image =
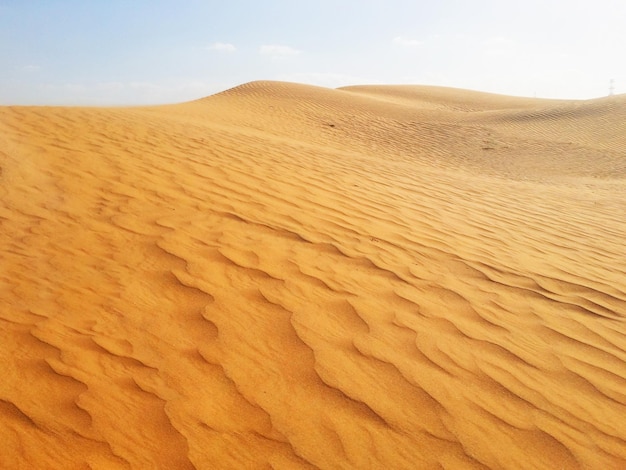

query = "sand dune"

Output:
[[1, 81, 625, 469]]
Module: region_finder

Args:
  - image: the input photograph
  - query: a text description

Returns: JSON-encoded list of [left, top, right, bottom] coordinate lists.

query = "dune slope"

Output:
[[1, 81, 625, 469]]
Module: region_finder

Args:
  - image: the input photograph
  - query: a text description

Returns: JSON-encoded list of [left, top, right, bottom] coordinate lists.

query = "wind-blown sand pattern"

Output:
[[1, 81, 625, 469]]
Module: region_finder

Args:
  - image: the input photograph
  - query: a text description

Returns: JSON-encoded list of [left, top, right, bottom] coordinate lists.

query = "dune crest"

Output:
[[1, 81, 625, 469]]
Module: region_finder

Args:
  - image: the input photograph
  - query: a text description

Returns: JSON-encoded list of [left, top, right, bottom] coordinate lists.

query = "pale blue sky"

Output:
[[2, 0, 625, 104]]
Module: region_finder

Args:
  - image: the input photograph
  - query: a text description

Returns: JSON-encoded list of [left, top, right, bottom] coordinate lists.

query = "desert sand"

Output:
[[1, 80, 625, 469]]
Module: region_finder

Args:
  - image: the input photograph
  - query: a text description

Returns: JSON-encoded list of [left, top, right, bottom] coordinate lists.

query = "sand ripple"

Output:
[[1, 82, 625, 469]]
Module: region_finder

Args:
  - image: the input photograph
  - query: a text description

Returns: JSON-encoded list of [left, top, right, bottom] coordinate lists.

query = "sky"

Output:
[[1, 0, 625, 105]]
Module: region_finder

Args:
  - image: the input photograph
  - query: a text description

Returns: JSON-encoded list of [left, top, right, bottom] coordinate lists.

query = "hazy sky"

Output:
[[2, 0, 625, 104]]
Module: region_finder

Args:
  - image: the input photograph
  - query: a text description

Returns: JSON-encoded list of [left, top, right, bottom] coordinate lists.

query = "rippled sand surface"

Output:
[[1, 81, 625, 469]]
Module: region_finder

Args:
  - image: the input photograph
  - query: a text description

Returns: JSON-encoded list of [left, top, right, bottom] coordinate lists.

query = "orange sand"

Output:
[[1, 81, 625, 469]]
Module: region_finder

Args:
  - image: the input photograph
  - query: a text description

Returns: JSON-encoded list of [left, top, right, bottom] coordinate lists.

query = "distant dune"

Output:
[[1, 81, 625, 469]]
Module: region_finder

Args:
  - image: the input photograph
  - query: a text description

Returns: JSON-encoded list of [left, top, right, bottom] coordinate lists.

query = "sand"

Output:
[[1, 80, 625, 469]]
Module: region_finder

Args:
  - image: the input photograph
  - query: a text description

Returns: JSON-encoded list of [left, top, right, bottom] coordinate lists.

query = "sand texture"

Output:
[[1, 81, 625, 469]]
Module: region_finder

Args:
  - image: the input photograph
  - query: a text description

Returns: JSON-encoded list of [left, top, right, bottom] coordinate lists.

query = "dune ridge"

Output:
[[1, 81, 625, 469]]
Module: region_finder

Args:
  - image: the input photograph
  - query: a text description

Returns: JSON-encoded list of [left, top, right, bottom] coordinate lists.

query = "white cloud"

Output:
[[208, 42, 236, 52], [22, 65, 41, 72], [259, 44, 301, 57], [481, 36, 515, 57], [393, 36, 423, 48]]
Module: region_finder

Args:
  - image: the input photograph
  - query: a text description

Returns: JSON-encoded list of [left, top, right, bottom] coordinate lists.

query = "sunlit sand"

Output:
[[1, 81, 625, 469]]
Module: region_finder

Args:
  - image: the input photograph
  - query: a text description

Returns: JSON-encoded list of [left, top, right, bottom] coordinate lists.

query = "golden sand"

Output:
[[1, 81, 625, 469]]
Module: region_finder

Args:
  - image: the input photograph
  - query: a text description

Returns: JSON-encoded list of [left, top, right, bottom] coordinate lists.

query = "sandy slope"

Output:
[[1, 81, 625, 469]]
